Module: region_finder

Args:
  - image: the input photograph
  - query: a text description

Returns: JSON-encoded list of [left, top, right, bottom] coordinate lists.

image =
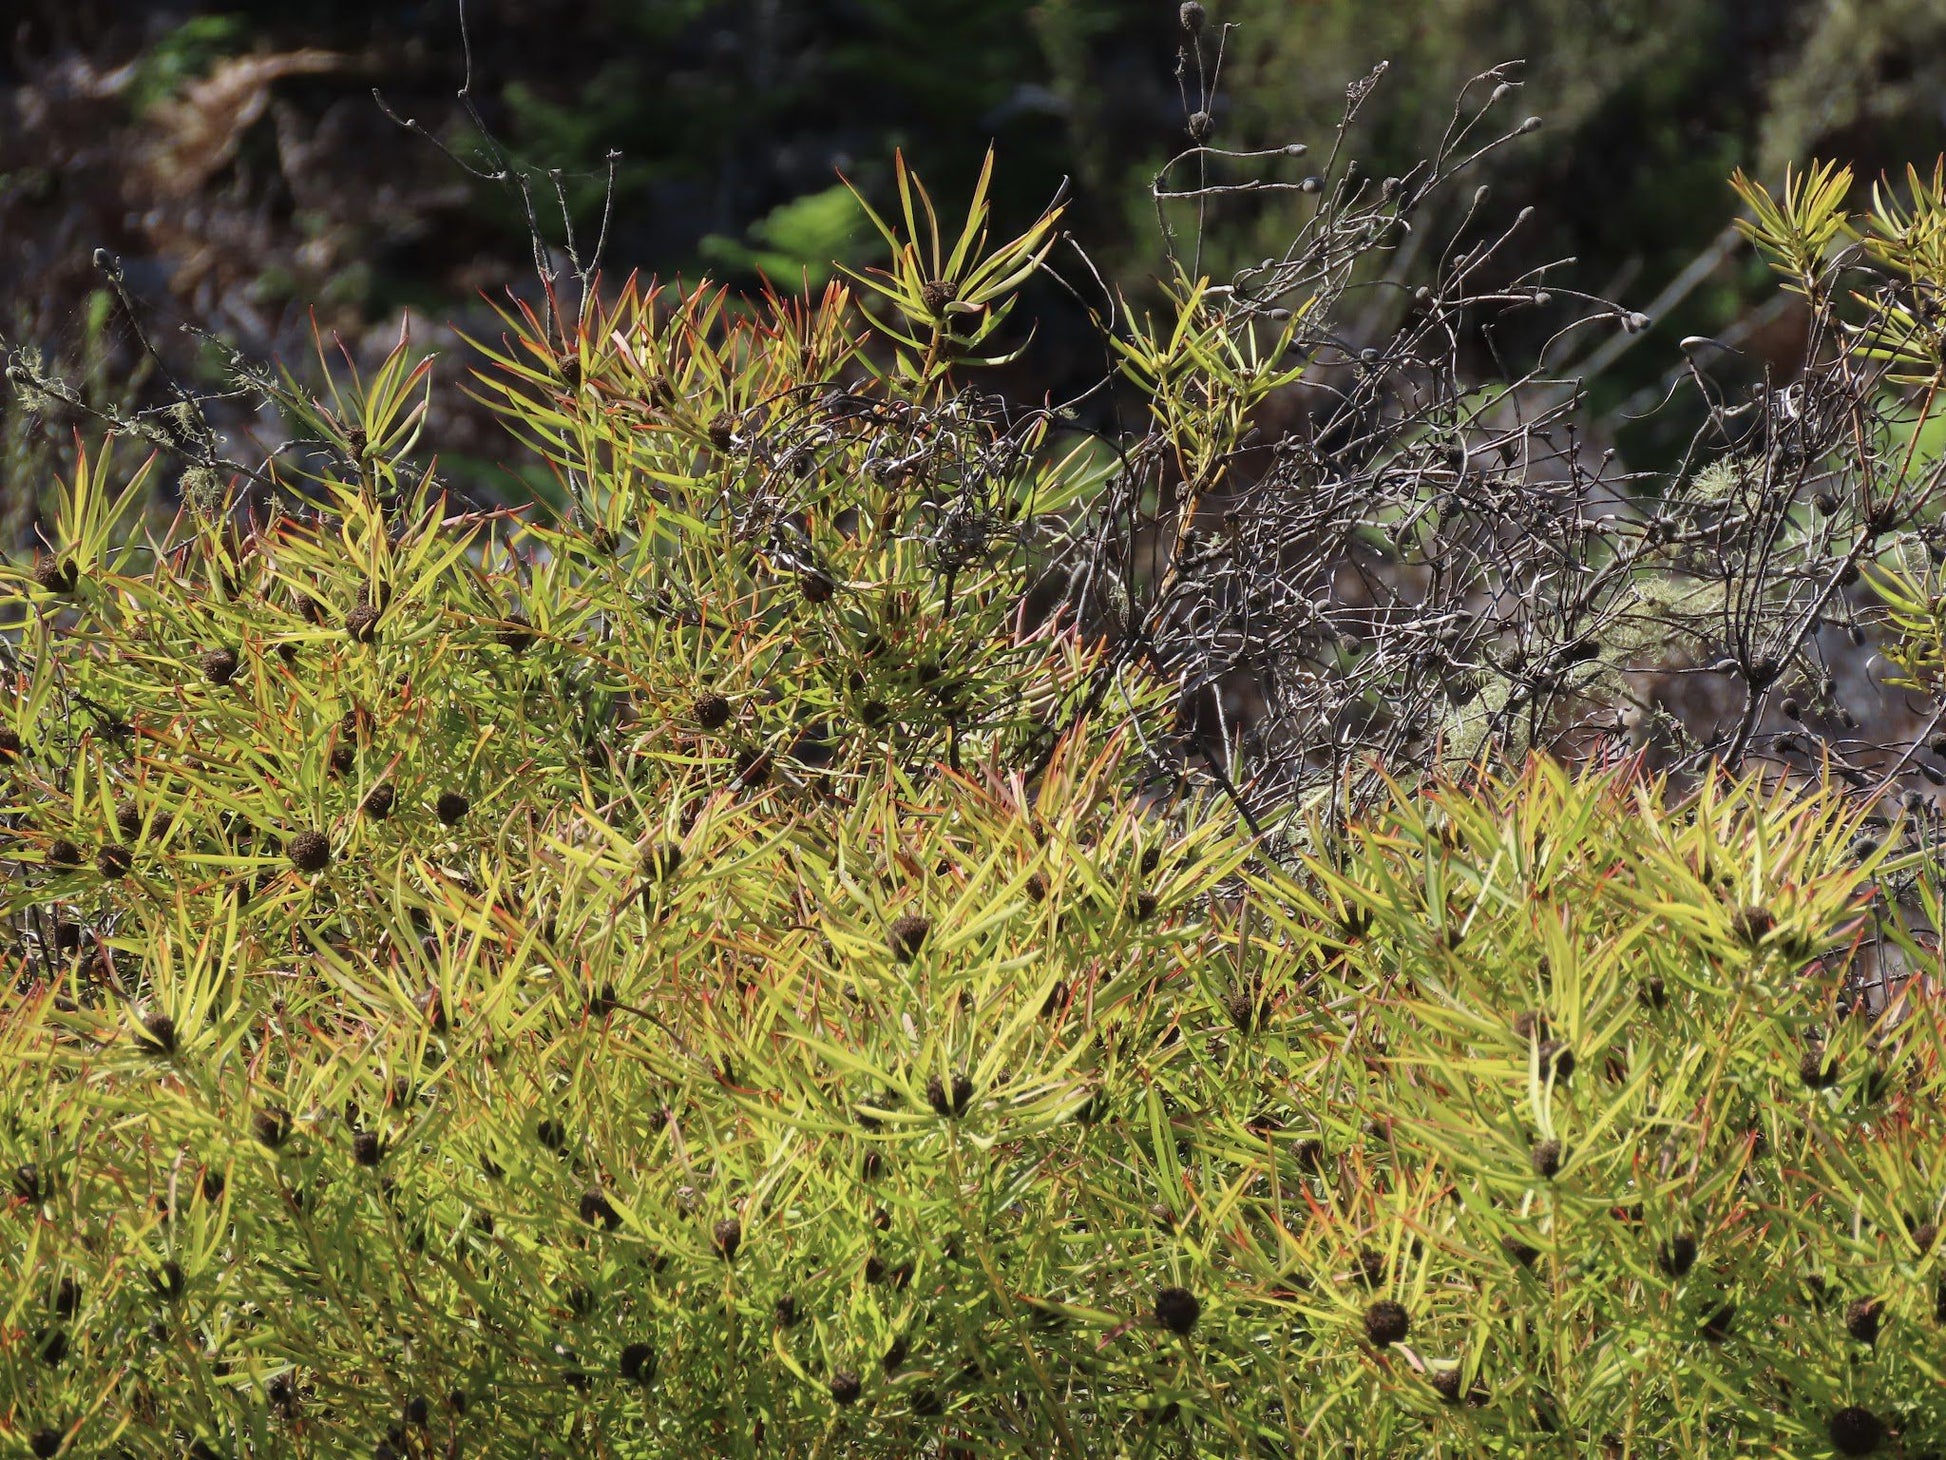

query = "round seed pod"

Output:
[[1657, 1233, 1697, 1278], [1429, 1366, 1464, 1403], [33, 557, 77, 594], [619, 1342, 655, 1384], [1844, 1297, 1883, 1344], [200, 1168, 224, 1202], [45, 839, 82, 869], [1501, 1237, 1540, 1270], [434, 792, 471, 825], [773, 1294, 799, 1327], [0, 726, 20, 758], [694, 694, 732, 731], [95, 844, 133, 879], [888, 914, 931, 963], [53, 1278, 79, 1318], [1731, 904, 1775, 945], [1536, 1040, 1574, 1084], [799, 569, 835, 605], [1828, 1406, 1885, 1456], [536, 1119, 567, 1152], [200, 648, 240, 686], [1511, 1010, 1549, 1040], [139, 1012, 177, 1056], [926, 1072, 974, 1118], [911, 1387, 942, 1416], [713, 1217, 742, 1260], [1698, 1302, 1734, 1342], [253, 1106, 292, 1150], [707, 416, 736, 453], [286, 831, 331, 874], [1799, 1043, 1838, 1089], [579, 1189, 620, 1231], [153, 1259, 186, 1299], [351, 1132, 382, 1167], [329, 744, 355, 776], [1912, 1221, 1938, 1256], [733, 747, 772, 789], [1363, 1299, 1409, 1346], [829, 1370, 862, 1406], [1024, 871, 1048, 904], [494, 616, 535, 653], [14, 1163, 41, 1203], [920, 280, 957, 316], [1155, 1286, 1201, 1334], [361, 783, 396, 820], [30, 1427, 63, 1458], [344, 604, 380, 643], [1530, 1139, 1562, 1179], [114, 801, 144, 840], [1179, 1, 1206, 32], [1187, 111, 1214, 143]]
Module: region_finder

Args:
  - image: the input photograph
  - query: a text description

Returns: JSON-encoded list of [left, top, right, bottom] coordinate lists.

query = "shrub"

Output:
[[6, 44, 1946, 1458]]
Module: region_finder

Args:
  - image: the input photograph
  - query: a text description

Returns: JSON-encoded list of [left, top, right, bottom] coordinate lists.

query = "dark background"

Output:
[[6, 0, 1946, 514]]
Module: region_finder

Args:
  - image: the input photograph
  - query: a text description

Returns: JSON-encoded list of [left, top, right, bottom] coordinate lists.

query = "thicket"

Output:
[[6, 19, 1946, 1460]]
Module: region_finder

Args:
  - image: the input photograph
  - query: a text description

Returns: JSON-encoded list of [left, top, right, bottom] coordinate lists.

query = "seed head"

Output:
[[46, 839, 82, 868], [1179, 1, 1206, 33], [1657, 1233, 1697, 1278], [880, 1335, 908, 1372], [33, 557, 76, 594], [1024, 871, 1048, 903], [829, 1370, 862, 1406], [641, 841, 682, 882], [361, 783, 396, 819], [53, 1278, 79, 1317], [889, 913, 931, 962], [1536, 1040, 1574, 1083], [733, 746, 772, 789], [1155, 1285, 1201, 1334], [1530, 1139, 1562, 1179], [14, 1163, 41, 1203], [1363, 1299, 1409, 1346], [1799, 1042, 1838, 1089], [799, 569, 835, 605], [1429, 1366, 1464, 1402], [114, 801, 143, 840], [1501, 1237, 1540, 1270], [713, 1216, 742, 1260], [30, 1428, 63, 1458], [1730, 904, 1774, 945], [495, 615, 535, 653], [1511, 1010, 1549, 1040], [1844, 1296, 1883, 1344], [1698, 1302, 1734, 1342], [707, 416, 736, 452], [200, 647, 240, 686], [579, 1188, 620, 1230], [434, 792, 471, 825], [253, 1106, 292, 1150], [1828, 1406, 1885, 1456], [352, 1131, 382, 1168], [1187, 111, 1214, 142], [920, 280, 957, 316], [619, 1342, 655, 1384], [694, 693, 732, 730], [1223, 987, 1257, 1033], [0, 727, 20, 758], [344, 604, 380, 643], [287, 830, 331, 873], [774, 1294, 799, 1327], [95, 844, 132, 879], [1912, 1221, 1938, 1256], [140, 1012, 177, 1056], [926, 1072, 974, 1118]]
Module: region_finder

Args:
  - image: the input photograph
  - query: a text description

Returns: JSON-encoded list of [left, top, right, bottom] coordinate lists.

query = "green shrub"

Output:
[[5, 139, 1946, 1460]]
